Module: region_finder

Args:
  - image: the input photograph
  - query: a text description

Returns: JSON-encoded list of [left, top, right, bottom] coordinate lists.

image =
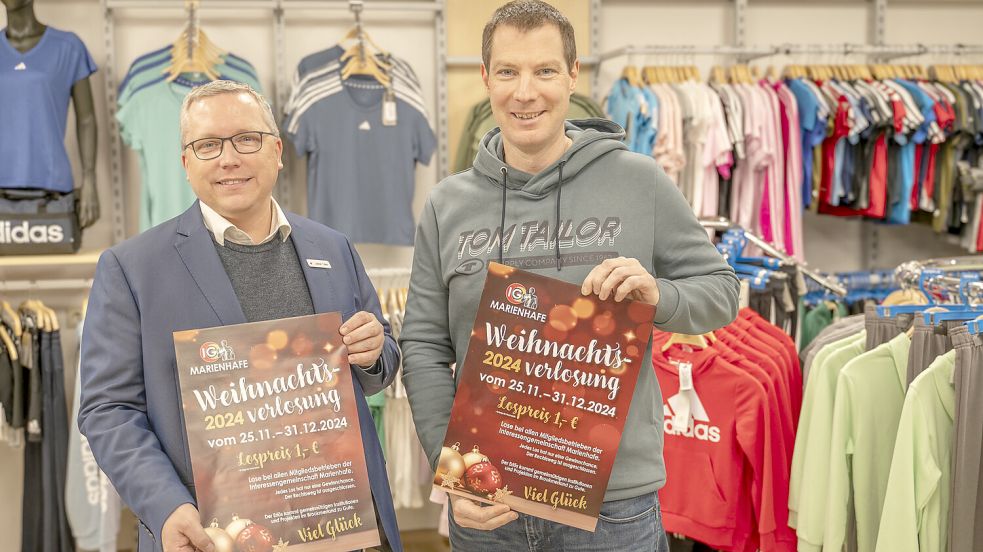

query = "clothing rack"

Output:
[[894, 257, 983, 304], [596, 43, 983, 64], [593, 42, 983, 95], [700, 217, 847, 297], [99, 0, 447, 243]]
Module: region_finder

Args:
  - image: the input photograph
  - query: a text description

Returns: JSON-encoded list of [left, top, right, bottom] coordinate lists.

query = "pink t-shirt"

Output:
[[775, 82, 805, 261]]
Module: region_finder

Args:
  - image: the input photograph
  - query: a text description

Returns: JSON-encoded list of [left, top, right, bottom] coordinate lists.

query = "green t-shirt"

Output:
[[800, 302, 849, 351], [790, 331, 867, 551], [823, 333, 911, 552], [875, 351, 956, 552]]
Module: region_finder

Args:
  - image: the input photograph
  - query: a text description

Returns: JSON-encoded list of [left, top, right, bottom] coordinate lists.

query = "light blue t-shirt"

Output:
[[0, 27, 96, 192], [787, 79, 827, 208], [287, 75, 435, 245], [117, 73, 263, 230], [887, 142, 915, 224], [606, 78, 654, 154]]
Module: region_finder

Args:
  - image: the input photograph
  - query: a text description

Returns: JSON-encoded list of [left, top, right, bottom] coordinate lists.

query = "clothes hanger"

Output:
[[0, 299, 22, 338], [165, 0, 223, 82], [621, 64, 643, 88], [881, 288, 929, 306], [398, 287, 408, 313], [0, 324, 17, 363], [339, 0, 392, 87], [965, 314, 983, 335], [660, 332, 709, 352], [377, 289, 390, 319]]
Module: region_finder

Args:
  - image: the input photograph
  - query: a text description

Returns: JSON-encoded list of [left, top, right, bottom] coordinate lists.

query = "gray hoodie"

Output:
[[400, 119, 740, 501]]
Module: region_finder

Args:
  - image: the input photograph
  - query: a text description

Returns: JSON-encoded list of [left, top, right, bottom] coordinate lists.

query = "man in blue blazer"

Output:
[[78, 80, 402, 552]]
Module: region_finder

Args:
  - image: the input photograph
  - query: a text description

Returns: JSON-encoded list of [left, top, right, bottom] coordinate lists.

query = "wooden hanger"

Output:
[[164, 0, 223, 82], [881, 288, 930, 307], [0, 325, 17, 362], [377, 289, 389, 318], [1, 299, 22, 338], [340, 31, 392, 86], [661, 333, 709, 352], [621, 64, 643, 88]]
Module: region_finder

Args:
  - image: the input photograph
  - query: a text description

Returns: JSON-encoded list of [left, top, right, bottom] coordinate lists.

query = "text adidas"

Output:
[[663, 418, 721, 443], [0, 221, 65, 244]]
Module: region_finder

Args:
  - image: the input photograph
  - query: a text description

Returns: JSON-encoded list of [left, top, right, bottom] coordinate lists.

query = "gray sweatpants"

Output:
[[906, 318, 957, 386], [949, 326, 983, 552], [863, 304, 913, 352]]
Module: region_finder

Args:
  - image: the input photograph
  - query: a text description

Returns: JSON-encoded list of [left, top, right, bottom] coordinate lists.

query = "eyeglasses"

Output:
[[183, 131, 277, 160]]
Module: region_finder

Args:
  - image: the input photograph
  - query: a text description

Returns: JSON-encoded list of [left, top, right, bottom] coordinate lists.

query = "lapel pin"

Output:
[[306, 259, 332, 269]]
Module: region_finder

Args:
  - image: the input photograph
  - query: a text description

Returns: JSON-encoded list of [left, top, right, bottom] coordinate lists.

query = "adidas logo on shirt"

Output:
[[663, 389, 721, 442], [14, 62, 27, 71], [358, 120, 371, 131]]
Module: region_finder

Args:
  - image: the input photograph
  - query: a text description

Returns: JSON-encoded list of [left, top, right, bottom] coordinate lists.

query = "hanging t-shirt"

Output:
[[0, 27, 96, 192], [117, 73, 263, 230], [117, 44, 257, 104], [287, 75, 435, 246]]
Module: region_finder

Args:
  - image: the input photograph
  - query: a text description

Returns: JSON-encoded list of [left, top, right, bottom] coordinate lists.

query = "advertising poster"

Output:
[[173, 313, 381, 552], [435, 262, 655, 531]]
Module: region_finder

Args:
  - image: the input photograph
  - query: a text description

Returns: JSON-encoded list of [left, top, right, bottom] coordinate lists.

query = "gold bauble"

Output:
[[435, 443, 465, 485], [224, 514, 253, 541], [205, 519, 236, 552], [461, 445, 489, 469]]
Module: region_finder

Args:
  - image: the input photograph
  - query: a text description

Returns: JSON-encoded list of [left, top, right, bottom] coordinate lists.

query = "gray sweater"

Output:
[[399, 119, 740, 501]]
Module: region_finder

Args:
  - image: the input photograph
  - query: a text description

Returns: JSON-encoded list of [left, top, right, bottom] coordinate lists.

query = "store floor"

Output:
[[402, 529, 451, 552]]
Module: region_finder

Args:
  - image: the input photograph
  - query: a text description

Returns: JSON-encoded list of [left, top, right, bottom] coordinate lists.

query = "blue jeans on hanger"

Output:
[[449, 491, 671, 552]]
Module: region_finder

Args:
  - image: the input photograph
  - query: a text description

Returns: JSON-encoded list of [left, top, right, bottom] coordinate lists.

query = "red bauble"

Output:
[[235, 523, 274, 552], [465, 461, 503, 495]]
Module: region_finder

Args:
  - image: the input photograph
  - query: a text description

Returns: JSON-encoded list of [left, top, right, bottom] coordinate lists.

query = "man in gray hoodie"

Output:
[[400, 1, 740, 550]]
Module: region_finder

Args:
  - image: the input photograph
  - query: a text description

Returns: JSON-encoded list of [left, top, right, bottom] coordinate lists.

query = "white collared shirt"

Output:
[[199, 199, 292, 246]]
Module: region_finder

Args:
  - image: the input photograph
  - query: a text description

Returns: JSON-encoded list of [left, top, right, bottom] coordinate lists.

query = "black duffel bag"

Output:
[[0, 189, 81, 255]]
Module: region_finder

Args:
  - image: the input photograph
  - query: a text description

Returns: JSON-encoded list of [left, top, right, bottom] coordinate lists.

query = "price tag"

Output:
[[382, 89, 398, 126], [679, 362, 693, 391], [672, 393, 691, 434]]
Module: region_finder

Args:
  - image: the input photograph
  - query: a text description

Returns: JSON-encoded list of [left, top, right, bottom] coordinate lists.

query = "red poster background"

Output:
[[174, 313, 380, 551], [436, 263, 655, 531]]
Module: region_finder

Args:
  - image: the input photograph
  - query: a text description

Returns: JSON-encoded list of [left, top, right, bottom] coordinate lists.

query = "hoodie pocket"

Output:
[[663, 447, 731, 528]]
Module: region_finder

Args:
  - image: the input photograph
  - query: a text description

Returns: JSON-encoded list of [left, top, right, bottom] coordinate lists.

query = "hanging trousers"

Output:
[[863, 303, 913, 351], [906, 317, 957, 386], [949, 326, 983, 552], [24, 330, 75, 552], [46, 330, 75, 552]]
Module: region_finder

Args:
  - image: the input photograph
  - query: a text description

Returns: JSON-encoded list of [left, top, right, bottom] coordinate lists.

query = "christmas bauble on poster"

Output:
[[203, 519, 235, 552], [224, 514, 253, 541], [435, 443, 465, 486], [465, 460, 503, 495], [462, 445, 489, 469], [236, 523, 274, 552]]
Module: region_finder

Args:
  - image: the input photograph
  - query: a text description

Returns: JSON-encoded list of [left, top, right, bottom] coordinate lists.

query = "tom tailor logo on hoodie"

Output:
[[663, 390, 722, 443], [456, 216, 623, 260]]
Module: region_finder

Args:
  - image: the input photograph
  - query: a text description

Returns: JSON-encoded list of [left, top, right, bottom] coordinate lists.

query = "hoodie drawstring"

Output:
[[499, 166, 508, 264], [555, 161, 566, 271]]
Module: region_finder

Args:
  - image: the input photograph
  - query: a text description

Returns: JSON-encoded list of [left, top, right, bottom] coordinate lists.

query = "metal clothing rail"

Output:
[[595, 42, 983, 67], [700, 217, 847, 296], [895, 257, 983, 304], [280, 0, 440, 11], [366, 267, 411, 278], [106, 0, 277, 8], [0, 279, 94, 293]]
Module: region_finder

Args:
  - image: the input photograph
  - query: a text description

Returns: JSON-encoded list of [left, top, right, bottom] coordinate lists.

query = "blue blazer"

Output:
[[78, 203, 402, 552]]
